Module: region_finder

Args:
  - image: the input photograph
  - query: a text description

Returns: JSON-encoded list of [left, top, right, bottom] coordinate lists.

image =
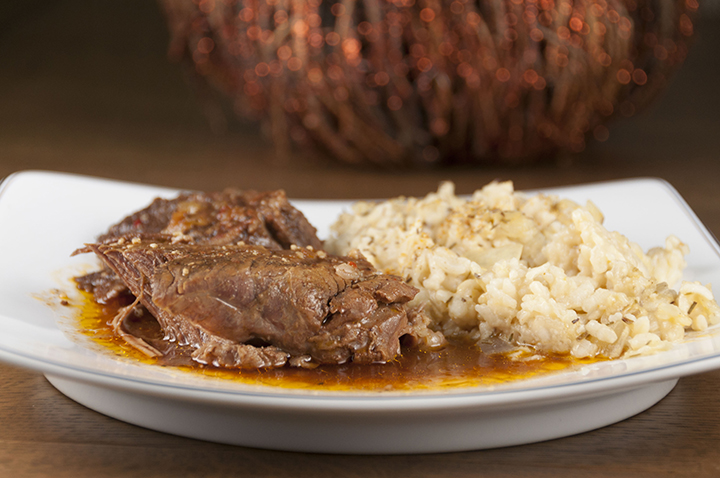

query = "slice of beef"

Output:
[[89, 238, 417, 368], [239, 189, 322, 250], [98, 195, 189, 242], [98, 189, 322, 250], [77, 188, 322, 303], [75, 268, 134, 304]]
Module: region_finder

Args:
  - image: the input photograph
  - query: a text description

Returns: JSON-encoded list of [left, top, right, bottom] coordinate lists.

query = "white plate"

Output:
[[1, 170, 720, 454]]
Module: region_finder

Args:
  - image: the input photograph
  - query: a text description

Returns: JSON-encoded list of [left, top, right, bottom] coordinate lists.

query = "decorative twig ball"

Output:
[[159, 0, 697, 166]]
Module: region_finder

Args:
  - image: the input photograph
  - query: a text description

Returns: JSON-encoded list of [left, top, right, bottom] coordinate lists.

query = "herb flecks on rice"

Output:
[[327, 182, 720, 359]]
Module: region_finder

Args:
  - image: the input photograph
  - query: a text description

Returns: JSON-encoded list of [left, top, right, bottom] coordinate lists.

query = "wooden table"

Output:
[[1, 1, 720, 476]]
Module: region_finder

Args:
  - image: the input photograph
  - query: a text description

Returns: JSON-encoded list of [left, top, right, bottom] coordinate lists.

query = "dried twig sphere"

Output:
[[159, 0, 697, 166]]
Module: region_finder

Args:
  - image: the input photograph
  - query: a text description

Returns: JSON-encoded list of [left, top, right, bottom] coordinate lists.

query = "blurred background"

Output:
[[0, 0, 718, 203]]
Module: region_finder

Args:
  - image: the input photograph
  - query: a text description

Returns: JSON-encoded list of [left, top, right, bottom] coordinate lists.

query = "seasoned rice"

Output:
[[326, 181, 720, 358]]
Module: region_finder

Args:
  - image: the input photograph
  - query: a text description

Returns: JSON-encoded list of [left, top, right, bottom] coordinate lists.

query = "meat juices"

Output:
[[76, 189, 423, 369]]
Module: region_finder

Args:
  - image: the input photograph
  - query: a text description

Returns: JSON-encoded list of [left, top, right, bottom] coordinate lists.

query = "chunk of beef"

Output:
[[77, 189, 322, 303], [98, 189, 322, 250], [98, 195, 187, 242], [75, 268, 133, 304], [88, 238, 417, 368]]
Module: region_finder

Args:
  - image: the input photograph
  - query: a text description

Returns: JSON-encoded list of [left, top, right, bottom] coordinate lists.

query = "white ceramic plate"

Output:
[[1, 170, 720, 454]]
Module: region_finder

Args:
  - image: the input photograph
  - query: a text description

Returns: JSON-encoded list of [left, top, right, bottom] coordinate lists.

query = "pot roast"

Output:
[[75, 189, 432, 369]]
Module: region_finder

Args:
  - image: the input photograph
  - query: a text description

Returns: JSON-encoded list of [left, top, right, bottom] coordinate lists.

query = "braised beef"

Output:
[[97, 189, 322, 249], [76, 188, 322, 303], [75, 268, 133, 304], [98, 195, 184, 242], [87, 238, 417, 368]]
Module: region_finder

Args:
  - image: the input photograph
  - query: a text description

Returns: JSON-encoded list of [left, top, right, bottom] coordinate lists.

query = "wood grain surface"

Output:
[[1, 1, 719, 476]]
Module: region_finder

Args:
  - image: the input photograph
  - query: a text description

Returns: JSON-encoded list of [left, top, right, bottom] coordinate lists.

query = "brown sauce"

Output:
[[74, 290, 601, 392]]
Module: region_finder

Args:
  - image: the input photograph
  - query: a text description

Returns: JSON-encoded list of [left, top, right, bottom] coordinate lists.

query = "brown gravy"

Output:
[[75, 290, 601, 391]]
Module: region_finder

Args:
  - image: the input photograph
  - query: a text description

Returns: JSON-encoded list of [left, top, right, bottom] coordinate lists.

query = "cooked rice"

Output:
[[326, 181, 720, 358]]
